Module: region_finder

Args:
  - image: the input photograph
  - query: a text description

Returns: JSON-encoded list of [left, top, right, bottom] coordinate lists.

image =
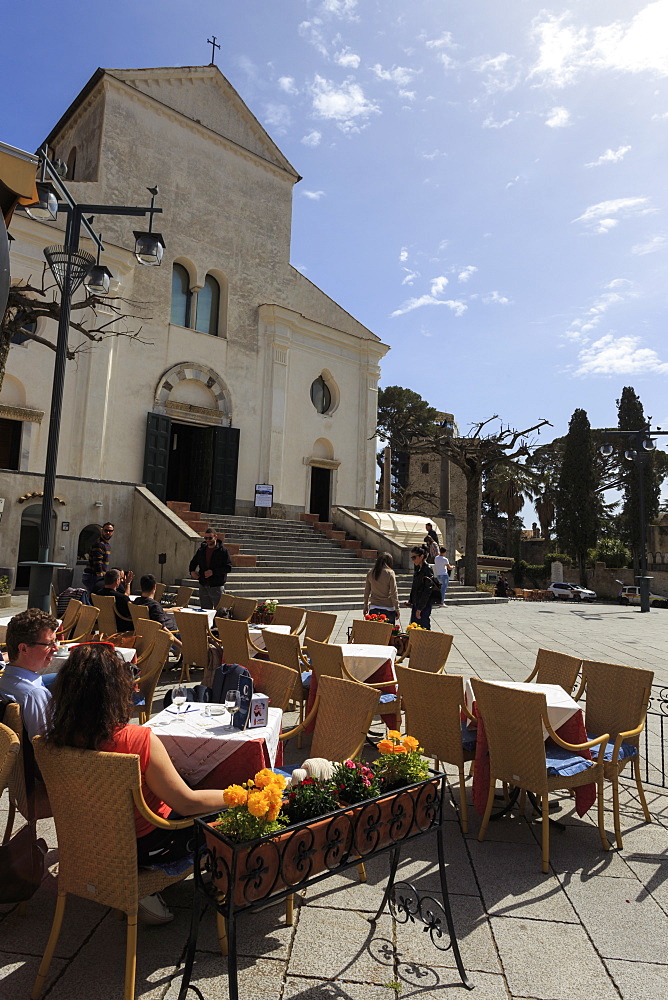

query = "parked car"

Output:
[[547, 582, 597, 602], [618, 585, 668, 608]]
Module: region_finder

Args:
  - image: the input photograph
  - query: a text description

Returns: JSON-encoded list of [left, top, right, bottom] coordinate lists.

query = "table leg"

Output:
[[436, 825, 474, 989], [176, 890, 201, 1000]]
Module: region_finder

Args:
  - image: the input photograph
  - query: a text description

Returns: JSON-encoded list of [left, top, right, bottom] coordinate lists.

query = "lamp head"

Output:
[[643, 438, 656, 452], [624, 449, 637, 462], [84, 263, 113, 296], [133, 231, 165, 266], [24, 182, 58, 222], [599, 443, 614, 458]]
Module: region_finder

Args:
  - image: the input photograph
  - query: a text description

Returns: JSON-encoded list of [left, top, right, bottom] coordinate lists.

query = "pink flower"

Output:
[[344, 760, 355, 769]]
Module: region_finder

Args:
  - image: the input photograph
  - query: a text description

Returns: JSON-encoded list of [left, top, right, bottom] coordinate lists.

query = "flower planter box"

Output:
[[250, 610, 274, 625]]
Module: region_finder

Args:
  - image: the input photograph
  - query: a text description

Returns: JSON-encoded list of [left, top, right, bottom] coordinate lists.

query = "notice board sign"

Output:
[[254, 484, 273, 508]]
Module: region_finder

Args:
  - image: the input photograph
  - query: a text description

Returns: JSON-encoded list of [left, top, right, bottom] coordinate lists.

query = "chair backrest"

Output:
[[174, 611, 210, 670], [129, 603, 150, 629], [580, 660, 654, 746], [68, 604, 100, 641], [303, 610, 336, 643], [350, 619, 394, 645], [406, 630, 453, 673], [0, 701, 51, 823], [396, 664, 468, 767], [215, 617, 252, 667], [311, 675, 380, 761], [135, 629, 173, 716], [33, 738, 143, 910], [305, 637, 343, 683], [270, 605, 306, 633], [247, 659, 298, 712], [175, 586, 194, 608], [470, 678, 549, 794], [134, 618, 162, 657], [230, 596, 257, 622], [216, 593, 235, 612], [58, 598, 83, 640], [91, 594, 119, 637], [0, 721, 20, 796], [532, 648, 582, 693], [261, 630, 302, 671], [50, 585, 58, 617], [153, 582, 166, 603]]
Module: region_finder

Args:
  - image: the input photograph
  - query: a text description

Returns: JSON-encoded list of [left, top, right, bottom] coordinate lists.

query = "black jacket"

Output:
[[409, 561, 436, 611], [189, 540, 232, 587]]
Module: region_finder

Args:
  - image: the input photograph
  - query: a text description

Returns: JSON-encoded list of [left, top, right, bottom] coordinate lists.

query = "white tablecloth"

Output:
[[144, 705, 282, 785], [48, 644, 137, 672], [176, 608, 216, 628], [465, 680, 579, 739], [249, 624, 292, 650], [335, 643, 397, 683]]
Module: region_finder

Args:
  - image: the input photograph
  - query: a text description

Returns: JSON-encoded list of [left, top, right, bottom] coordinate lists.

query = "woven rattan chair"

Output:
[[58, 605, 100, 645], [471, 678, 610, 873], [153, 582, 166, 603], [304, 637, 344, 683], [524, 648, 582, 693], [216, 593, 235, 613], [229, 595, 257, 622], [1, 702, 51, 845], [282, 674, 380, 761], [92, 594, 133, 636], [0, 722, 20, 796], [215, 617, 261, 668], [397, 665, 476, 832], [174, 611, 212, 682], [50, 585, 58, 617], [350, 619, 394, 645], [576, 659, 654, 848], [247, 659, 299, 713], [261, 631, 311, 747], [299, 610, 336, 643], [129, 603, 150, 630], [398, 630, 454, 673], [133, 618, 162, 658], [31, 739, 201, 1000], [174, 586, 194, 608], [271, 605, 306, 633], [131, 629, 173, 724], [57, 599, 82, 641]]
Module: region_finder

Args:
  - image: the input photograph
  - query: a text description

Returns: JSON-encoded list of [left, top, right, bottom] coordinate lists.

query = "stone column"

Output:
[[382, 445, 391, 510]]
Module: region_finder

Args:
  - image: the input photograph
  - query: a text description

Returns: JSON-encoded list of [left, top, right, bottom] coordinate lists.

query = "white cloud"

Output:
[[301, 130, 322, 147], [545, 106, 570, 128], [483, 112, 520, 129], [302, 190, 325, 200], [425, 32, 455, 50], [458, 265, 478, 283], [631, 235, 668, 254], [530, 4, 668, 88], [320, 0, 358, 20], [652, 110, 668, 119], [421, 149, 447, 159], [391, 296, 467, 318], [573, 334, 668, 377], [585, 145, 631, 167], [471, 52, 520, 93], [399, 247, 409, 263], [483, 290, 511, 305], [334, 47, 360, 69], [430, 275, 449, 296], [574, 196, 650, 233], [401, 269, 419, 286], [505, 175, 521, 189], [263, 103, 291, 134], [310, 75, 380, 132], [371, 64, 417, 87], [564, 278, 635, 341], [298, 20, 329, 58], [278, 76, 298, 95]]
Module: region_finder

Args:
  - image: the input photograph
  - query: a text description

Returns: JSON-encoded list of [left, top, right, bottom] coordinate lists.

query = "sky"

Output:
[[3, 0, 668, 466]]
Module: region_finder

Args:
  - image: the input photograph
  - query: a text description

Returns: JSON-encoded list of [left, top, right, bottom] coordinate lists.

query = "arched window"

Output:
[[195, 274, 220, 335], [171, 263, 192, 327], [310, 376, 332, 414], [66, 147, 77, 181]]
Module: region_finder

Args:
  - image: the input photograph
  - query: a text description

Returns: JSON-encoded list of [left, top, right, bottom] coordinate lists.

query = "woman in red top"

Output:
[[47, 643, 228, 923]]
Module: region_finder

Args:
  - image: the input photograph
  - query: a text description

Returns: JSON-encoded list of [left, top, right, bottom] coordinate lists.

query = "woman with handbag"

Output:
[[363, 552, 400, 625], [405, 545, 437, 630]]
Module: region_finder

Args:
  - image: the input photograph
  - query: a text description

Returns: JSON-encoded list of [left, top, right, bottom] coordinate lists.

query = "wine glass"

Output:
[[172, 684, 187, 715], [224, 688, 240, 729]]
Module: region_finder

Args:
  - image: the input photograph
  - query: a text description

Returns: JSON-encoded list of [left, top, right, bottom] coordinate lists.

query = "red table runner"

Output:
[[305, 659, 398, 734], [194, 738, 284, 790]]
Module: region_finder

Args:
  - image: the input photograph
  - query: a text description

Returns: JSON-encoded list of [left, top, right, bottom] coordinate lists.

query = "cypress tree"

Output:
[[616, 387, 660, 573], [555, 408, 599, 584]]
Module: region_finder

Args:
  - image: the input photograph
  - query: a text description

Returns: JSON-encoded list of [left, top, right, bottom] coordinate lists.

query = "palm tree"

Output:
[[484, 464, 538, 556]]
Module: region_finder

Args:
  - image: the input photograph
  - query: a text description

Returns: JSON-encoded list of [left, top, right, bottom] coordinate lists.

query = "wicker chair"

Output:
[[304, 637, 344, 683], [133, 618, 162, 658], [92, 594, 133, 636], [350, 619, 394, 645], [261, 631, 311, 747], [271, 605, 306, 633], [174, 585, 194, 608], [576, 659, 654, 848], [281, 674, 380, 761], [216, 593, 235, 613], [471, 678, 610, 873], [397, 665, 476, 832], [0, 721, 20, 796], [247, 659, 299, 713], [300, 610, 336, 643], [215, 618, 261, 668], [153, 582, 166, 603], [131, 629, 173, 725], [229, 595, 257, 622], [50, 585, 58, 617], [1, 702, 52, 845], [174, 611, 212, 682], [57, 599, 83, 641], [60, 604, 100, 644], [524, 648, 582, 693], [129, 603, 150, 630], [31, 739, 203, 1000], [398, 630, 453, 673]]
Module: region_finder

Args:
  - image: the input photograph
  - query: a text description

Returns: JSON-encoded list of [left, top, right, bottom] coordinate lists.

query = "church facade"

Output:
[[0, 66, 387, 583]]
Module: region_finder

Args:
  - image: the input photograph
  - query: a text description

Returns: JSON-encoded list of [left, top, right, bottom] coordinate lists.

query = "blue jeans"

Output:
[[409, 605, 431, 630], [198, 584, 223, 610], [436, 574, 449, 603]]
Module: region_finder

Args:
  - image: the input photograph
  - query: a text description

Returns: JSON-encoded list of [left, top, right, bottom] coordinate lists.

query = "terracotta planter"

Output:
[[0, 594, 12, 609], [251, 611, 274, 625]]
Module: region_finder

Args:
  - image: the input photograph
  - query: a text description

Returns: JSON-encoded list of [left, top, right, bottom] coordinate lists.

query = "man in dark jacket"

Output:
[[189, 528, 232, 609]]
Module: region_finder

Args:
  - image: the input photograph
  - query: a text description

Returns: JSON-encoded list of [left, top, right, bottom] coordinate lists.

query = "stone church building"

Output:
[[0, 65, 388, 584]]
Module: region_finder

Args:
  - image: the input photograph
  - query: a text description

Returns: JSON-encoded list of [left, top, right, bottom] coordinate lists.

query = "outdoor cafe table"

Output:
[[48, 643, 137, 671], [305, 643, 398, 732], [464, 680, 596, 818], [144, 705, 283, 788], [248, 623, 291, 650]]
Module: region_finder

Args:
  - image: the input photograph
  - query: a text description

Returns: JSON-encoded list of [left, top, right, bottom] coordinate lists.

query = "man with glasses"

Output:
[[82, 521, 115, 593], [189, 527, 232, 610], [0, 609, 59, 740]]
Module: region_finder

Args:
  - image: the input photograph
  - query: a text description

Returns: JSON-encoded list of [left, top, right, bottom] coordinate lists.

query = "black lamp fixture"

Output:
[[133, 185, 165, 266], [84, 232, 113, 296], [24, 181, 58, 222]]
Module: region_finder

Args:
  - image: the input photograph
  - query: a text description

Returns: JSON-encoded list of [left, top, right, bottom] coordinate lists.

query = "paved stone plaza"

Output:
[[2, 600, 667, 999]]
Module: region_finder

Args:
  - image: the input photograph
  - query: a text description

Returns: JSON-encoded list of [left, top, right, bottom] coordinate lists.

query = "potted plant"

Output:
[[332, 760, 380, 805], [251, 598, 278, 625], [374, 731, 430, 791], [283, 777, 339, 823], [0, 575, 11, 610]]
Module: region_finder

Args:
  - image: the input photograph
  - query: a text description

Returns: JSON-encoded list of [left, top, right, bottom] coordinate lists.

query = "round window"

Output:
[[310, 376, 332, 414]]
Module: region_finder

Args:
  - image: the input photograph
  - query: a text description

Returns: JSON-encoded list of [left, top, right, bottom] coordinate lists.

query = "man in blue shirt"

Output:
[[0, 609, 59, 740]]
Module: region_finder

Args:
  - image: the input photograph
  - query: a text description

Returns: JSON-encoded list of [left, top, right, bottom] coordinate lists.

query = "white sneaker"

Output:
[[138, 893, 174, 925]]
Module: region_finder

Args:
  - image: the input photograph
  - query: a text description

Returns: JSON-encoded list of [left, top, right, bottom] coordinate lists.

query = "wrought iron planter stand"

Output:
[[177, 771, 473, 999]]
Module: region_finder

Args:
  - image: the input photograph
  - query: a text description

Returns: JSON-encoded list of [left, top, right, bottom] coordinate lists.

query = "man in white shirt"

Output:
[[433, 547, 454, 605], [0, 609, 59, 740]]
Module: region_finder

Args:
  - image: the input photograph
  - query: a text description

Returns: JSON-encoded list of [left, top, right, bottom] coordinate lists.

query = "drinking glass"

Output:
[[172, 684, 187, 715], [224, 689, 240, 729]]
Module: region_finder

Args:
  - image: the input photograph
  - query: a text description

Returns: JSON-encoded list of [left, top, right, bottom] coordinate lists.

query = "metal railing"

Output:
[[640, 684, 668, 788]]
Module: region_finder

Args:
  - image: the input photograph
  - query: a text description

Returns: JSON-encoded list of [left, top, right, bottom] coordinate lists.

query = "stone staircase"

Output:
[[171, 509, 504, 612]]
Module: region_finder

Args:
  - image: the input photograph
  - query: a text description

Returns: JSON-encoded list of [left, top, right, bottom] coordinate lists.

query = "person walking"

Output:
[[189, 528, 232, 609], [82, 521, 114, 593], [363, 552, 400, 625], [405, 545, 436, 630], [424, 522, 439, 563], [433, 546, 454, 605]]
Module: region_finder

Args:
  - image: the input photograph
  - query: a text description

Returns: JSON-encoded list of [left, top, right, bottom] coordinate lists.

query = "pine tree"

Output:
[[555, 409, 599, 583], [616, 387, 661, 573]]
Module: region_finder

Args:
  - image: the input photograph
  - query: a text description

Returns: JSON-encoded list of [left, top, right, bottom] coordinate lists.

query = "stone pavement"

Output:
[[2, 601, 668, 999]]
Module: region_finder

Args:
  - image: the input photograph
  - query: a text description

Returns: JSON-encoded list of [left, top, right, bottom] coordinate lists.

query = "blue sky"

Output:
[[3, 0, 668, 452]]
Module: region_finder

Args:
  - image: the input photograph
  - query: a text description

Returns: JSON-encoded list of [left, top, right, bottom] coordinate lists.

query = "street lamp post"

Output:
[[20, 150, 165, 611], [599, 424, 668, 613]]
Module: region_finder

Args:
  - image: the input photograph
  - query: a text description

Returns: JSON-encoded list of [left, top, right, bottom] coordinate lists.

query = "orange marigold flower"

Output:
[[254, 768, 285, 790], [402, 736, 420, 751], [266, 801, 281, 822], [247, 790, 270, 818], [387, 730, 402, 740], [377, 739, 394, 754], [392, 744, 407, 754], [223, 785, 248, 807]]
